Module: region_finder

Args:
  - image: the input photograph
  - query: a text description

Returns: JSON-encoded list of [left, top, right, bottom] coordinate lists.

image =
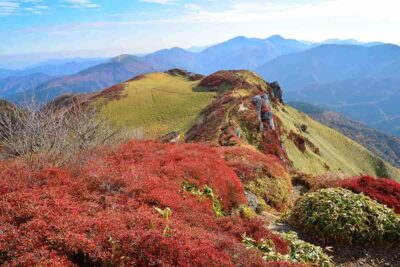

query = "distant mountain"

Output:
[[320, 39, 386, 47], [0, 73, 54, 98], [195, 35, 310, 74], [4, 36, 399, 111], [186, 44, 212, 52], [143, 47, 198, 70], [290, 101, 400, 168], [5, 35, 312, 102], [0, 58, 108, 100], [256, 44, 400, 136], [0, 58, 108, 79], [0, 69, 16, 79], [256, 44, 400, 91], [19, 55, 158, 101], [18, 58, 108, 77], [287, 77, 400, 135]]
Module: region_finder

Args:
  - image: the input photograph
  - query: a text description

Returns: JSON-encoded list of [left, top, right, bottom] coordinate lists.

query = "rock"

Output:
[[245, 190, 258, 211], [238, 103, 249, 112], [161, 131, 180, 143], [165, 69, 204, 81], [270, 81, 283, 103]]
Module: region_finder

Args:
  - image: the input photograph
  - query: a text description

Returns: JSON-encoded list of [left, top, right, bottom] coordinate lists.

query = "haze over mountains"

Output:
[[1, 35, 399, 136], [256, 44, 400, 136]]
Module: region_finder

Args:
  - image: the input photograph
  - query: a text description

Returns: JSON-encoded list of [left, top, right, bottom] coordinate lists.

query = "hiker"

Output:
[[253, 93, 276, 131], [252, 95, 264, 131], [262, 93, 275, 131]]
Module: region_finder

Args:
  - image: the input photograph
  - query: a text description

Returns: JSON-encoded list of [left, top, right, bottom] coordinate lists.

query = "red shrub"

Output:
[[337, 176, 400, 213], [0, 141, 291, 266], [199, 71, 250, 91]]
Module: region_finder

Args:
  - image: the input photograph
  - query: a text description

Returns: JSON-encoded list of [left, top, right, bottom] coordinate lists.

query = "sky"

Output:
[[1, 0, 399, 61]]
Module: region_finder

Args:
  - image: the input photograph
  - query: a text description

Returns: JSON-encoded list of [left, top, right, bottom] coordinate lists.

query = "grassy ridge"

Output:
[[100, 73, 216, 137], [275, 105, 400, 181], [97, 70, 400, 181]]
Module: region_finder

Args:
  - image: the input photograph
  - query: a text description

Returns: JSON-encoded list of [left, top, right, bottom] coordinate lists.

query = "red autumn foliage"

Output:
[[334, 176, 400, 213], [0, 140, 293, 266], [223, 146, 289, 184], [91, 82, 127, 101], [199, 71, 254, 91]]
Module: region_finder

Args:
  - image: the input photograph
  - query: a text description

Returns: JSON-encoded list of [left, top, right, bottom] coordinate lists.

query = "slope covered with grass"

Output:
[[289, 101, 400, 168], [98, 71, 216, 137], [274, 105, 400, 181]]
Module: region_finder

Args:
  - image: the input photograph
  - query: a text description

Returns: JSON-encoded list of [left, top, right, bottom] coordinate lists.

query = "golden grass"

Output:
[[100, 73, 216, 138]]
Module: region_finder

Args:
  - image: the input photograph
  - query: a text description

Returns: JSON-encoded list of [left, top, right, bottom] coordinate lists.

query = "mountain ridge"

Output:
[[87, 69, 400, 181]]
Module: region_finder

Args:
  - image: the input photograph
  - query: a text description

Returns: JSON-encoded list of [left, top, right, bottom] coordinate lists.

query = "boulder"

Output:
[[270, 81, 283, 103]]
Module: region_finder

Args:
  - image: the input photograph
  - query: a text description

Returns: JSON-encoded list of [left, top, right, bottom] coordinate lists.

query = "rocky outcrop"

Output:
[[164, 68, 204, 81], [269, 81, 284, 103]]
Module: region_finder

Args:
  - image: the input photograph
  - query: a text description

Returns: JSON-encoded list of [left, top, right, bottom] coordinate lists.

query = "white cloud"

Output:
[[24, 4, 48, 14], [0, 0, 49, 16], [11, 0, 400, 46], [139, 0, 177, 4], [0, 1, 20, 15], [61, 0, 99, 9], [18, 0, 399, 31], [184, 3, 201, 11], [177, 0, 399, 23]]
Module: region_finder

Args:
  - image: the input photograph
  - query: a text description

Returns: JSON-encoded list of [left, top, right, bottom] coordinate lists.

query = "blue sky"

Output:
[[1, 0, 399, 58]]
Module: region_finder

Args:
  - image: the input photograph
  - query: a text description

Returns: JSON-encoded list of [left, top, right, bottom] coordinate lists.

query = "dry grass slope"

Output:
[[100, 72, 216, 138]]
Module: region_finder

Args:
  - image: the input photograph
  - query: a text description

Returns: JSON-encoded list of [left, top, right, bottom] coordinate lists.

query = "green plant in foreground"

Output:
[[182, 182, 224, 217], [282, 231, 333, 267], [242, 231, 334, 267], [290, 188, 400, 243], [154, 206, 173, 236], [239, 205, 257, 219]]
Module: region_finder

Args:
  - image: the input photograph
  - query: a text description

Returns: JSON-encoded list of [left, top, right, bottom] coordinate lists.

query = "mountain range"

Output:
[[0, 73, 55, 98], [256, 44, 400, 136], [2, 35, 312, 102], [1, 35, 399, 137]]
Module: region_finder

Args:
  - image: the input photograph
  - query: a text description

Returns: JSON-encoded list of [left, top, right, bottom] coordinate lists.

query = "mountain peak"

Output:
[[112, 54, 139, 63], [266, 35, 285, 41], [225, 36, 249, 43]]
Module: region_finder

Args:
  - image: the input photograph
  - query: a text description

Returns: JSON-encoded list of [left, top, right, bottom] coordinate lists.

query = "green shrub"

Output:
[[239, 205, 257, 219], [182, 181, 225, 217], [243, 231, 334, 267], [290, 188, 400, 243], [282, 231, 333, 267]]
